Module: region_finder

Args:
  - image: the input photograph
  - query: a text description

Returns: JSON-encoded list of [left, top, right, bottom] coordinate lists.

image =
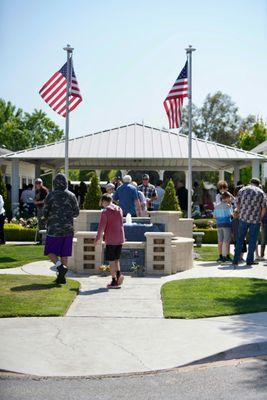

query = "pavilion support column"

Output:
[[95, 169, 101, 180], [219, 170, 225, 181], [158, 170, 165, 181], [52, 170, 56, 189], [35, 163, 41, 179], [252, 160, 260, 180], [11, 159, 20, 216], [234, 165, 240, 186]]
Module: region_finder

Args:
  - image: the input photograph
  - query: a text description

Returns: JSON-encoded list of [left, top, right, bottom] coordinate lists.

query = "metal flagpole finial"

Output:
[[185, 45, 196, 54], [63, 44, 74, 53]]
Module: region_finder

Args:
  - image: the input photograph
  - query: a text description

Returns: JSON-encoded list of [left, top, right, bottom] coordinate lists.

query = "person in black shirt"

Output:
[[176, 181, 188, 216]]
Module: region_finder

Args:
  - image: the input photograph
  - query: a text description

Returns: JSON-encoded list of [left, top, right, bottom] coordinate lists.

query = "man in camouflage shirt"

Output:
[[43, 173, 79, 284]]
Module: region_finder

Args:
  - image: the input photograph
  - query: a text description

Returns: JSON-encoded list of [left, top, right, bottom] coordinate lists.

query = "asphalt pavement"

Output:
[[1, 357, 267, 400]]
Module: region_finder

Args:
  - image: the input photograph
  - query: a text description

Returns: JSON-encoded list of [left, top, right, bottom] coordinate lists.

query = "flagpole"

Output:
[[186, 45, 196, 219], [63, 44, 73, 182]]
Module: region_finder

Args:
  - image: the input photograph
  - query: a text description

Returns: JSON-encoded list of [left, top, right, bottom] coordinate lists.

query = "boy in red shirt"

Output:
[[95, 194, 125, 289]]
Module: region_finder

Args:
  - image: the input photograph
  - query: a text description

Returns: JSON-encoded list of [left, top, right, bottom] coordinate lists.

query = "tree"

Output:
[[200, 92, 241, 145], [23, 110, 63, 147], [83, 173, 102, 210], [0, 170, 11, 220], [159, 180, 181, 211], [0, 99, 63, 151], [238, 119, 267, 151], [180, 103, 203, 139]]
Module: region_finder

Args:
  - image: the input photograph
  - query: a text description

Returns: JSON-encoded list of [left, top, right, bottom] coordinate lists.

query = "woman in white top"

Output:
[[0, 194, 6, 244]]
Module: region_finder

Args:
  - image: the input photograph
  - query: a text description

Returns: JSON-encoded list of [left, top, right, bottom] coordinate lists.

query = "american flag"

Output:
[[163, 61, 188, 129], [39, 60, 82, 117]]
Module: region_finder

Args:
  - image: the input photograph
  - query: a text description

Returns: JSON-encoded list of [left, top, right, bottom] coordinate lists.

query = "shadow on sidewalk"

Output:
[[218, 265, 253, 270], [79, 288, 109, 296]]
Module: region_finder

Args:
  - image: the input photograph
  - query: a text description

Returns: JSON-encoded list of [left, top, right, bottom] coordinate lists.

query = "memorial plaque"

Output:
[[153, 239, 165, 245], [153, 264, 164, 270], [84, 263, 95, 269]]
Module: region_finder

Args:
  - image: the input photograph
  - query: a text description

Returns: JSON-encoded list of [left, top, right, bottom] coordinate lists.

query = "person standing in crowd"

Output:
[[260, 207, 267, 260], [79, 181, 87, 208], [132, 181, 147, 216], [233, 178, 266, 268], [95, 194, 125, 289], [153, 180, 165, 211], [34, 178, 49, 232], [105, 183, 115, 197], [113, 177, 122, 190], [138, 174, 157, 210], [214, 191, 233, 263], [231, 209, 247, 263], [0, 194, 5, 245], [176, 181, 188, 216], [43, 174, 79, 284], [215, 180, 236, 205], [113, 175, 141, 217], [20, 183, 35, 217]]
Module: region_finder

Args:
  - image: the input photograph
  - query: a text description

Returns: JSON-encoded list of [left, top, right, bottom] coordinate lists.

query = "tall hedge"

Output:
[[83, 173, 102, 210], [159, 179, 181, 211], [0, 170, 11, 220]]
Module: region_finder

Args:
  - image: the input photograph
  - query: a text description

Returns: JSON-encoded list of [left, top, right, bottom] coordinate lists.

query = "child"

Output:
[[231, 209, 247, 262], [214, 191, 232, 262], [95, 194, 125, 289], [43, 173, 80, 284]]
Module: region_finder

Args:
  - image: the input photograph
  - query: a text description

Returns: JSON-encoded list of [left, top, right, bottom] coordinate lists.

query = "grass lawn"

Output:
[[194, 246, 218, 261], [0, 275, 80, 317], [0, 244, 46, 269], [161, 277, 267, 319]]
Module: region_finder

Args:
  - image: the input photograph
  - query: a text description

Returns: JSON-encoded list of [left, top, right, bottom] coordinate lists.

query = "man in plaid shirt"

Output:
[[233, 178, 266, 268], [138, 174, 157, 210]]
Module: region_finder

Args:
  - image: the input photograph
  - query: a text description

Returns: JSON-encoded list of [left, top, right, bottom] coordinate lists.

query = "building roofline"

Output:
[[1, 122, 266, 160]]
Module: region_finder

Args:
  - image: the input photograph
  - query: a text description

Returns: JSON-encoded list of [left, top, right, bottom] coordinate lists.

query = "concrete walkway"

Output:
[[0, 260, 267, 376]]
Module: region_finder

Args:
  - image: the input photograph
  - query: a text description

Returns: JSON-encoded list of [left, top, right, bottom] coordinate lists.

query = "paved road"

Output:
[[1, 357, 266, 400]]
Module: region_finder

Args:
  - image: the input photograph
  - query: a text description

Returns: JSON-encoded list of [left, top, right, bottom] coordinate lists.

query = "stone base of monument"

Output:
[[68, 210, 194, 276]]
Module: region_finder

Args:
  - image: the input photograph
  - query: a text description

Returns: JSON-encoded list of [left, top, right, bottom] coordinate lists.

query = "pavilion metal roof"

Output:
[[252, 140, 267, 154], [1, 123, 266, 171]]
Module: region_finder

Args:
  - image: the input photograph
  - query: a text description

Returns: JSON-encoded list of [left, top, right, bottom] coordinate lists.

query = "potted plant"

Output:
[[130, 262, 145, 277]]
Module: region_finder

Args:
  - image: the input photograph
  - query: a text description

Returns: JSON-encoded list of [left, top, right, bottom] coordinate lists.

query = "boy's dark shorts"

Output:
[[44, 235, 73, 257], [105, 245, 122, 261]]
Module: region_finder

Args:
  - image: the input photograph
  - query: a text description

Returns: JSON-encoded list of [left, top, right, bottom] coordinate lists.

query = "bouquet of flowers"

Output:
[[98, 265, 110, 276]]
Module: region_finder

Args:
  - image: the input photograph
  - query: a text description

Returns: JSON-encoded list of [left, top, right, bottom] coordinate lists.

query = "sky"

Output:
[[1, 0, 267, 138]]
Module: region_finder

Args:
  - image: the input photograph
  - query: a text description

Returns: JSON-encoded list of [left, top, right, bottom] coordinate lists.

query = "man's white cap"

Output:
[[123, 175, 132, 183]]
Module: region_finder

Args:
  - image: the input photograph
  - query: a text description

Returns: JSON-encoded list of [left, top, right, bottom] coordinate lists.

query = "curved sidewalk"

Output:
[[0, 261, 267, 376]]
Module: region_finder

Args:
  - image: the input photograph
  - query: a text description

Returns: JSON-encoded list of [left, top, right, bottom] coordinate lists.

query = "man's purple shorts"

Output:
[[44, 235, 73, 257]]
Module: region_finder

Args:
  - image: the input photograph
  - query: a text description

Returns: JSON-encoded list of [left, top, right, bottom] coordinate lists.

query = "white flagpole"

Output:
[[63, 44, 73, 182], [186, 45, 196, 219]]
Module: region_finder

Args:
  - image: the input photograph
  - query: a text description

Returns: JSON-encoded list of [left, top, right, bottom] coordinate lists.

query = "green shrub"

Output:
[[194, 219, 217, 229], [83, 173, 102, 210], [159, 179, 180, 211], [193, 228, 218, 244], [4, 224, 37, 241]]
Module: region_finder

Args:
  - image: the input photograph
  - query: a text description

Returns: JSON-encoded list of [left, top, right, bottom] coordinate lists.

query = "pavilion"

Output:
[[1, 123, 266, 212]]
